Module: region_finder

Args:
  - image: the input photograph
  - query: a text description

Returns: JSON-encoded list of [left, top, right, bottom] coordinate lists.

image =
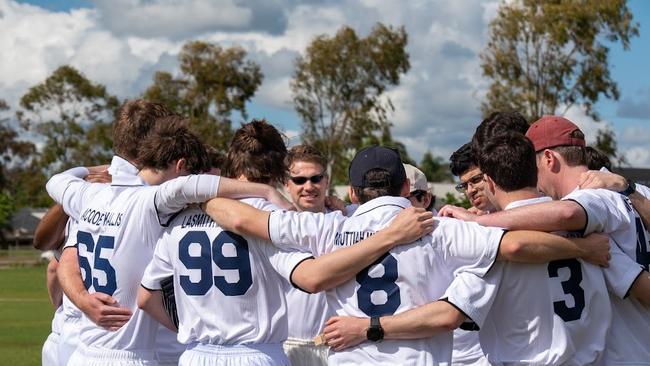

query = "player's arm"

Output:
[[322, 300, 464, 351], [202, 197, 271, 240], [498, 231, 610, 266], [57, 247, 132, 330], [629, 271, 650, 306], [46, 257, 63, 309], [33, 204, 68, 251], [290, 208, 434, 293], [578, 170, 650, 228], [156, 175, 293, 217], [137, 287, 177, 332], [439, 200, 587, 232]]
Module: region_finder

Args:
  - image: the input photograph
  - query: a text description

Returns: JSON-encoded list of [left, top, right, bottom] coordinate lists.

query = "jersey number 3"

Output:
[[356, 253, 401, 317], [548, 259, 585, 322], [179, 230, 253, 296], [77, 231, 117, 296]]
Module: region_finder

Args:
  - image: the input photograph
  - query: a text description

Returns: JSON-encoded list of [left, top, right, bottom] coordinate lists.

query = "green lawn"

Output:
[[0, 264, 54, 365]]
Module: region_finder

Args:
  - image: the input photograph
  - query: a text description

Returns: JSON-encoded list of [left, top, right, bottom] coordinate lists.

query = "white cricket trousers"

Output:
[[42, 331, 60, 366], [179, 343, 290, 366], [67, 344, 157, 366], [282, 338, 328, 366]]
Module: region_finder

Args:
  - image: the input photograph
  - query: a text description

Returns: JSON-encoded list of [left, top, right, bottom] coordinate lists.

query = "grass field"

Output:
[[0, 250, 53, 365]]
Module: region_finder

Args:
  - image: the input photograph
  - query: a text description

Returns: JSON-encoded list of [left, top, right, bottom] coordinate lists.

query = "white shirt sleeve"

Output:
[[603, 240, 644, 299], [261, 244, 313, 283], [443, 265, 503, 328], [268, 210, 347, 256], [563, 188, 632, 236], [154, 174, 221, 222], [45, 167, 91, 221], [434, 218, 504, 277], [141, 235, 174, 291]]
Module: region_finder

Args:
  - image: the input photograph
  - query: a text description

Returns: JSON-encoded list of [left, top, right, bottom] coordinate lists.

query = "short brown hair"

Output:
[[352, 169, 402, 204], [113, 99, 173, 163], [550, 146, 587, 167], [137, 116, 210, 174], [286, 144, 327, 171], [223, 119, 288, 184]]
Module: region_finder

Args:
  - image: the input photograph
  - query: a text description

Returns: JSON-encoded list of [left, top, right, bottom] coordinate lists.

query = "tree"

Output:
[[0, 99, 34, 190], [593, 128, 627, 167], [0, 100, 34, 226], [144, 41, 263, 149], [420, 151, 453, 183], [291, 23, 410, 181], [18, 65, 120, 174], [480, 0, 638, 122]]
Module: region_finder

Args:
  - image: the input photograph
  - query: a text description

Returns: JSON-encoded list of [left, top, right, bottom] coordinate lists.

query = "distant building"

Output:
[[1, 207, 47, 247]]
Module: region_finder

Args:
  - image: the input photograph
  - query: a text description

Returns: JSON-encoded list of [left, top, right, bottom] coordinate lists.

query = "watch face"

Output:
[[367, 326, 383, 341]]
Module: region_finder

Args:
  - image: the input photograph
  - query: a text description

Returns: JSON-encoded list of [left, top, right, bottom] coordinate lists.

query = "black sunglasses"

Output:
[[455, 173, 484, 193], [289, 174, 325, 185]]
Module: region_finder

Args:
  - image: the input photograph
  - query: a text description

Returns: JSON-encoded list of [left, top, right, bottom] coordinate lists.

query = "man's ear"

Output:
[[485, 174, 496, 195], [348, 186, 360, 204], [175, 158, 186, 174]]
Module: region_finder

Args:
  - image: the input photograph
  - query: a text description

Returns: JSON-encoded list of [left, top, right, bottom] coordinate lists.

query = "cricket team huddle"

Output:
[[37, 99, 650, 366]]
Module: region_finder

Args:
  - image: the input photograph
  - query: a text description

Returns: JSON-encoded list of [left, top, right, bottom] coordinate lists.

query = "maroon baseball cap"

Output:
[[525, 115, 586, 152]]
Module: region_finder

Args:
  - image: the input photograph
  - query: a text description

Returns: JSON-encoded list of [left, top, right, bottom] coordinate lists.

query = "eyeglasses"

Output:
[[289, 174, 325, 185], [455, 173, 484, 193], [409, 190, 428, 202]]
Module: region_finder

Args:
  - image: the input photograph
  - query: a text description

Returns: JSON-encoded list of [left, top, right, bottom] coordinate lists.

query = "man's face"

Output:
[[286, 161, 328, 213], [535, 152, 557, 199], [459, 165, 492, 211]]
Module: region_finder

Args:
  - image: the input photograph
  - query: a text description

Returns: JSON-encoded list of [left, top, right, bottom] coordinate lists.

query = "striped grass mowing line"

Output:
[[0, 264, 54, 366]]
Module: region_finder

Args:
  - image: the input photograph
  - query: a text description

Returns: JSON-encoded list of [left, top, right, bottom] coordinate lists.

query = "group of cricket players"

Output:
[[35, 99, 650, 365]]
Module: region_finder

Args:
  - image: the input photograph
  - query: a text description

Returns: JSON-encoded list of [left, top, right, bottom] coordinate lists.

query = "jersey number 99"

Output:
[[179, 230, 253, 296]]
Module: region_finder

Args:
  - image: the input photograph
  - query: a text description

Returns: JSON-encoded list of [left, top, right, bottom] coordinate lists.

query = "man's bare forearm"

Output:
[[293, 229, 399, 293], [34, 204, 68, 251], [203, 198, 271, 240], [57, 248, 89, 310], [476, 201, 586, 232], [46, 258, 63, 309], [137, 287, 177, 332], [381, 300, 465, 339]]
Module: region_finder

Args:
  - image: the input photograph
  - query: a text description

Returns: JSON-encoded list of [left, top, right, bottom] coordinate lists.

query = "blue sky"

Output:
[[5, 0, 650, 166]]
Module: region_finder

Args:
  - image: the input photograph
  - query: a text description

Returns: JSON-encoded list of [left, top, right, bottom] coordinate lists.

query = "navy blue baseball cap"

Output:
[[349, 146, 407, 188]]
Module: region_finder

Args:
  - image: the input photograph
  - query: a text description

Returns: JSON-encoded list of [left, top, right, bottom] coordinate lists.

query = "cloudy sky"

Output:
[[2, 0, 650, 166]]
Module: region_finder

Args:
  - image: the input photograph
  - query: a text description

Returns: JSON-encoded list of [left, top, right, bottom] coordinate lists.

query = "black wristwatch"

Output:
[[366, 316, 384, 342], [619, 178, 636, 197]]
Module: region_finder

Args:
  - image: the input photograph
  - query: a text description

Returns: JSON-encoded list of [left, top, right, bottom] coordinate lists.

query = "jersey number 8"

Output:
[[356, 253, 401, 317], [179, 230, 253, 296]]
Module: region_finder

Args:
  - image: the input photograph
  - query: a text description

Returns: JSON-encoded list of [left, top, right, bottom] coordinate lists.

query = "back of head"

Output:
[[472, 111, 529, 152], [113, 99, 173, 163], [585, 146, 612, 171], [526, 115, 586, 167], [286, 144, 328, 170], [224, 119, 288, 185], [449, 143, 476, 177], [205, 146, 227, 173], [138, 115, 210, 174], [477, 132, 537, 192], [349, 146, 406, 204]]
